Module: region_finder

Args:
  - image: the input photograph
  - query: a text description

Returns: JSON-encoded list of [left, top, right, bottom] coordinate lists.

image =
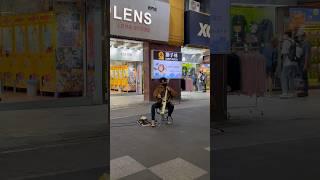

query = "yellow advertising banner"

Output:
[[0, 12, 57, 92], [169, 0, 185, 46]]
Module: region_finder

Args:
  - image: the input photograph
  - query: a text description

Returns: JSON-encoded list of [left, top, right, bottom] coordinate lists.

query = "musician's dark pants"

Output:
[[151, 102, 174, 120]]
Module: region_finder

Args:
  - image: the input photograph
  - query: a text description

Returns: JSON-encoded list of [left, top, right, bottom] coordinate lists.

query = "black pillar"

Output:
[[210, 54, 227, 124], [101, 0, 109, 175], [101, 0, 109, 104]]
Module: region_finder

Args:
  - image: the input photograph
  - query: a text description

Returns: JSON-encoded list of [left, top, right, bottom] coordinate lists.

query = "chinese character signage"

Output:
[[152, 50, 182, 79], [210, 0, 231, 54]]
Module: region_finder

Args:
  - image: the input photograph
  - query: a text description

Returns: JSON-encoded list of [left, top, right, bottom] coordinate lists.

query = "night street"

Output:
[[214, 91, 320, 180], [0, 135, 108, 180], [1, 0, 320, 179], [215, 137, 320, 180]]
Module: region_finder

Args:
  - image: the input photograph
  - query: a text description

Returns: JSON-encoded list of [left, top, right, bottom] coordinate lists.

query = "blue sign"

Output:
[[185, 11, 210, 47], [290, 8, 320, 22], [152, 50, 183, 80], [210, 0, 231, 54]]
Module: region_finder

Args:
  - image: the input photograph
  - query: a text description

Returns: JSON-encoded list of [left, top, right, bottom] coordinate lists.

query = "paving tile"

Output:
[[120, 169, 161, 180], [111, 156, 146, 180], [149, 158, 207, 180]]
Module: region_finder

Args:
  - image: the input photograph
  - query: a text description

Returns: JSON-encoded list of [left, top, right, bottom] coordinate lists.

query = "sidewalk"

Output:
[[214, 91, 320, 179], [217, 90, 320, 149], [110, 91, 210, 109], [0, 97, 209, 151], [0, 105, 108, 151], [111, 105, 210, 180]]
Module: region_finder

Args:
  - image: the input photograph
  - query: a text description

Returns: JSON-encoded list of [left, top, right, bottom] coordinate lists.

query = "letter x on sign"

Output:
[[198, 23, 210, 38]]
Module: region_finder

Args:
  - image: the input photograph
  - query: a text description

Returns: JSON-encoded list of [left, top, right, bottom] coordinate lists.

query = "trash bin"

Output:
[[27, 80, 38, 97]]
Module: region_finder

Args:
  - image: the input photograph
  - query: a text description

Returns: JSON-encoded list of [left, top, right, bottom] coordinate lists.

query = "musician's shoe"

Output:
[[151, 120, 156, 127]]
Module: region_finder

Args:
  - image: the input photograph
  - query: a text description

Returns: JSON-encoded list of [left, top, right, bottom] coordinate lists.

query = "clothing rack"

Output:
[[227, 93, 264, 121], [227, 50, 265, 120]]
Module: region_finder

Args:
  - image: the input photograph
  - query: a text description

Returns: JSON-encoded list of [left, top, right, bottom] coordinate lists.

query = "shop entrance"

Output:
[[181, 47, 210, 94], [110, 38, 144, 96]]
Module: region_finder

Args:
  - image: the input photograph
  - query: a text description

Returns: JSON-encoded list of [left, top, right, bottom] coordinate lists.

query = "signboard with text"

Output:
[[289, 8, 320, 23], [185, 11, 210, 47], [152, 50, 182, 79], [210, 0, 231, 54], [110, 0, 170, 42], [110, 47, 143, 62]]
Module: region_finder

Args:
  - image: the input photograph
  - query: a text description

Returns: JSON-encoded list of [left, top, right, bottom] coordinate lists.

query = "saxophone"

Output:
[[161, 80, 170, 115]]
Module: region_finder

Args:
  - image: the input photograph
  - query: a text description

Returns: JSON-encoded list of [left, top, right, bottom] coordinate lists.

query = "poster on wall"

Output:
[[15, 26, 25, 53], [56, 47, 83, 69], [210, 0, 231, 54], [57, 69, 84, 92], [230, 6, 275, 46], [152, 50, 182, 79], [3, 27, 13, 55], [290, 8, 320, 24], [42, 24, 52, 53], [28, 26, 39, 53]]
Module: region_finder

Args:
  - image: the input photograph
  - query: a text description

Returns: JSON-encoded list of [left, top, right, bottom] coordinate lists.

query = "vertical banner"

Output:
[[210, 0, 231, 54]]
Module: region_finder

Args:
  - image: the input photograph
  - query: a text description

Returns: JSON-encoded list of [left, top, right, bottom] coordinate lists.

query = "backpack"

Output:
[[200, 74, 206, 82], [287, 40, 297, 62]]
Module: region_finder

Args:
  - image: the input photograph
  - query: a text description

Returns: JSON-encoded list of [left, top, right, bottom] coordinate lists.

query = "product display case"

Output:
[[304, 25, 320, 87]]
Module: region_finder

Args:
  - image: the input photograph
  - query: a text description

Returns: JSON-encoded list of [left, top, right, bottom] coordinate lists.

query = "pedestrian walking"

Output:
[[191, 73, 198, 91], [295, 31, 311, 97], [201, 72, 207, 92], [261, 39, 278, 96], [280, 31, 298, 99], [197, 71, 203, 92]]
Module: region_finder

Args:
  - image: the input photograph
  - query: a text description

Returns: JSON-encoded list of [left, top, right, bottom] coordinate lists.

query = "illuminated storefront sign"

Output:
[[110, 0, 170, 42], [152, 50, 183, 79]]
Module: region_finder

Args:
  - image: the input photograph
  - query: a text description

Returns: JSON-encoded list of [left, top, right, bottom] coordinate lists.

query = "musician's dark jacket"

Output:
[[153, 85, 178, 103]]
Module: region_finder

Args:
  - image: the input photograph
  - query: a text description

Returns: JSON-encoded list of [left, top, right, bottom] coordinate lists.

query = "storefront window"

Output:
[[289, 8, 320, 87], [110, 38, 144, 95], [0, 0, 89, 106], [230, 6, 276, 48], [181, 47, 210, 92]]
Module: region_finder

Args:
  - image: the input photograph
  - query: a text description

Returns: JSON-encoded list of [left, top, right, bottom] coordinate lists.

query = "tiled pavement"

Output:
[[111, 106, 210, 180], [111, 156, 208, 180]]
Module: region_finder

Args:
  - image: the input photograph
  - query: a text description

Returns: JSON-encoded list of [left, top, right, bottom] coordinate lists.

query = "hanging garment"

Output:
[[227, 53, 241, 92], [237, 51, 266, 97], [232, 15, 248, 44], [257, 19, 274, 44]]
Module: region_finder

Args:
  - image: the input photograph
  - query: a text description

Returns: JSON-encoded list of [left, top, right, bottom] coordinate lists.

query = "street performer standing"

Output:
[[151, 78, 178, 127]]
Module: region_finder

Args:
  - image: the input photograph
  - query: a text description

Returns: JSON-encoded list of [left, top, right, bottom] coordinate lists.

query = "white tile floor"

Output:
[[149, 158, 207, 180], [111, 156, 208, 180], [110, 156, 146, 180]]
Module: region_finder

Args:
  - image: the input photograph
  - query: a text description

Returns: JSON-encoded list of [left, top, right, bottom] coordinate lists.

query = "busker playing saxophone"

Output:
[[151, 78, 178, 127]]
